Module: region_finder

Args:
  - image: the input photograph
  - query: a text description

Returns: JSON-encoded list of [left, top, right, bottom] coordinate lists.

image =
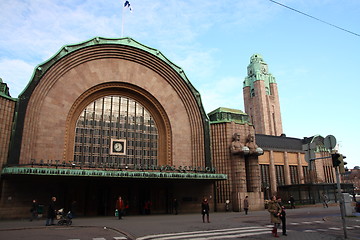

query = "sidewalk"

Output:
[[0, 206, 358, 240]]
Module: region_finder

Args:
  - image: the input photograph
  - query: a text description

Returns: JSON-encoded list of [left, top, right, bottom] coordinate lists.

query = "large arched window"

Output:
[[73, 95, 158, 166]]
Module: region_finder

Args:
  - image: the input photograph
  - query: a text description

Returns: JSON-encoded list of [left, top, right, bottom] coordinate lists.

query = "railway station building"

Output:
[[0, 38, 340, 218]]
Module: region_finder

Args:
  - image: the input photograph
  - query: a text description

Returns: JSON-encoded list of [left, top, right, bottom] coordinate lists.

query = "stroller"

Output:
[[56, 208, 73, 225]]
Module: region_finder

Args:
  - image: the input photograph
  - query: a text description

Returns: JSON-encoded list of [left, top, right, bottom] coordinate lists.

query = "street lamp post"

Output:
[[335, 165, 348, 239]]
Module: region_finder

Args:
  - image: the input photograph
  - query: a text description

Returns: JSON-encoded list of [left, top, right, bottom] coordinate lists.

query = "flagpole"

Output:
[[121, 1, 124, 37]]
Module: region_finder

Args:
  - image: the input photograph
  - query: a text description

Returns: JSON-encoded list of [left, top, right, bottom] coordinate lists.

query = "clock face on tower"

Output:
[[110, 139, 127, 155], [261, 65, 267, 74]]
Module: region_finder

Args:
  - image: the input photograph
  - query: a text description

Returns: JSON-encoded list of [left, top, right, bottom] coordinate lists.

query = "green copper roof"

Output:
[[20, 37, 200, 98], [243, 54, 276, 94], [208, 107, 251, 125], [1, 167, 227, 180], [309, 135, 330, 152], [0, 78, 16, 101]]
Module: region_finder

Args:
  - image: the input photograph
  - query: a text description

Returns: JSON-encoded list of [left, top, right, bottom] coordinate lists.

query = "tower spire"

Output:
[[243, 54, 283, 136]]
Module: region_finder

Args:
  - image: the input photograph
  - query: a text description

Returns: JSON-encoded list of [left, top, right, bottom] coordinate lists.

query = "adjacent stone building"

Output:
[[0, 79, 16, 172]]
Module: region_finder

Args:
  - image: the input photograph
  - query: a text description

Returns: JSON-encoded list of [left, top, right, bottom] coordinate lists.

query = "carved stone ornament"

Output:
[[230, 133, 249, 155], [246, 134, 264, 156]]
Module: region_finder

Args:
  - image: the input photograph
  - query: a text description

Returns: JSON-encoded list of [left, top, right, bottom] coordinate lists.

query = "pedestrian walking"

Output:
[[322, 193, 328, 208], [289, 195, 295, 209], [243, 196, 249, 215], [173, 198, 179, 215], [201, 197, 210, 223], [225, 199, 230, 212], [30, 199, 38, 221], [144, 200, 152, 215], [278, 197, 287, 236], [45, 196, 57, 226], [70, 200, 77, 218], [116, 196, 125, 219], [267, 195, 281, 237], [124, 201, 129, 216]]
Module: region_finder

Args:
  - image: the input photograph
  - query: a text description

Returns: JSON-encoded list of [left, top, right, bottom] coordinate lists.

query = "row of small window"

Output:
[[74, 144, 158, 154], [73, 156, 158, 165], [74, 139, 158, 147], [75, 134, 158, 144], [77, 117, 156, 126], [250, 87, 271, 97], [75, 130, 158, 139], [76, 122, 157, 132]]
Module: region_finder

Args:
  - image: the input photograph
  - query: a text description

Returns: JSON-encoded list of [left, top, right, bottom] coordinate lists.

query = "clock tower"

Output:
[[243, 54, 283, 136]]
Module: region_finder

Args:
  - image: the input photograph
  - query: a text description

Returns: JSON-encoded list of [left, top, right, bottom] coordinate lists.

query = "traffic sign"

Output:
[[324, 135, 336, 150]]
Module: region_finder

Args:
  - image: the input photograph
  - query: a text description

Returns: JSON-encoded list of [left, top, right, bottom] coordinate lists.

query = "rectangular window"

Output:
[[289, 165, 299, 184], [303, 166, 309, 183], [260, 164, 271, 199], [275, 165, 285, 186]]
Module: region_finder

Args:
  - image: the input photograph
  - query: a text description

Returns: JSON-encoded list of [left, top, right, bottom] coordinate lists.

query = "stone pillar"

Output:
[[230, 154, 247, 212], [284, 152, 291, 185], [297, 152, 304, 184], [269, 150, 277, 195]]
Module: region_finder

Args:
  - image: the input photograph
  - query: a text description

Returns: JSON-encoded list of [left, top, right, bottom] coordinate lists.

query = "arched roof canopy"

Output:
[[9, 37, 211, 168]]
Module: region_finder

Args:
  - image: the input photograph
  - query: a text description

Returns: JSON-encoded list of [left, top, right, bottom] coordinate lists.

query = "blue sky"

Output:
[[0, 0, 359, 168]]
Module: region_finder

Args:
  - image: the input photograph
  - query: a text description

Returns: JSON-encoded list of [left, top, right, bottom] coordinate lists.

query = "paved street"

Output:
[[0, 205, 359, 240]]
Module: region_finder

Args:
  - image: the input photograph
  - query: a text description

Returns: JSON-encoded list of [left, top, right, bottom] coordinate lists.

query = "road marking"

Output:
[[289, 220, 326, 225], [301, 221, 313, 224], [304, 230, 316, 232], [136, 227, 270, 240], [328, 227, 341, 230], [114, 237, 128, 240], [93, 238, 106, 240], [190, 231, 271, 240]]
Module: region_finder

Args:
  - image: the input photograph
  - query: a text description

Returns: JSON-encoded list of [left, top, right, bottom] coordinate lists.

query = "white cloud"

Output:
[[199, 76, 244, 113], [0, 59, 35, 97]]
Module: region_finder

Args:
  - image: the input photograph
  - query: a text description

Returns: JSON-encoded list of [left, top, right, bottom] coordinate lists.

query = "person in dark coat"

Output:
[[243, 196, 249, 215], [289, 195, 295, 209], [30, 199, 38, 221], [173, 198, 179, 215], [322, 193, 329, 208], [267, 195, 281, 237], [278, 197, 287, 236], [144, 200, 152, 215], [69, 200, 77, 218], [45, 197, 57, 226], [201, 197, 210, 223]]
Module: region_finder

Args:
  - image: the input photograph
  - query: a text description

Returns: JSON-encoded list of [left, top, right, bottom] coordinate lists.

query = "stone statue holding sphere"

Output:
[[230, 133, 249, 155], [245, 134, 263, 156]]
